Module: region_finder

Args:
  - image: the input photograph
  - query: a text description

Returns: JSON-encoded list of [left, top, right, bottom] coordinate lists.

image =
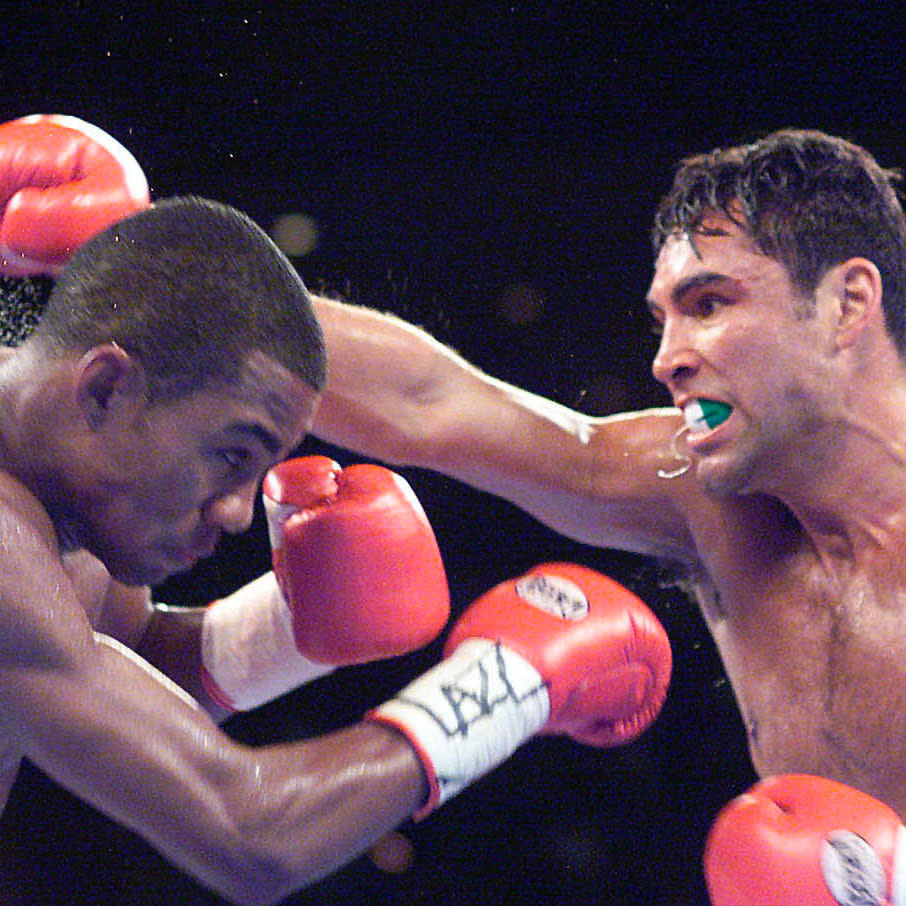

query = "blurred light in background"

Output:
[[368, 830, 415, 874], [271, 212, 320, 257]]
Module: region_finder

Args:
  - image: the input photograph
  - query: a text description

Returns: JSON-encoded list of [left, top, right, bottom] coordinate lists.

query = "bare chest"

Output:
[[693, 553, 906, 817]]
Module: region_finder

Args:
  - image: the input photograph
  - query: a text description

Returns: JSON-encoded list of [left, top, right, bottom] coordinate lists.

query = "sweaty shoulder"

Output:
[[0, 468, 94, 668], [0, 469, 151, 645], [0, 468, 59, 553]]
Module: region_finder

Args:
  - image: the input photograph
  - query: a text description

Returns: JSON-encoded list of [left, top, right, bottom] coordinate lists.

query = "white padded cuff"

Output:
[[201, 572, 335, 711], [371, 639, 550, 814]]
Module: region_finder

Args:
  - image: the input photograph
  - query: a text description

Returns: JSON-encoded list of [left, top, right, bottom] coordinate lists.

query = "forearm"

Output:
[[16, 632, 425, 905], [311, 294, 481, 465]]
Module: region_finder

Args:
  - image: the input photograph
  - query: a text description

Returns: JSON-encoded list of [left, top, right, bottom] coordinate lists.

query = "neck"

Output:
[[0, 346, 87, 548], [772, 401, 906, 566]]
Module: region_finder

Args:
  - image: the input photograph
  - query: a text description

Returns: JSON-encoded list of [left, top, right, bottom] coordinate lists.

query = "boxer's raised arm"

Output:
[[312, 295, 697, 559]]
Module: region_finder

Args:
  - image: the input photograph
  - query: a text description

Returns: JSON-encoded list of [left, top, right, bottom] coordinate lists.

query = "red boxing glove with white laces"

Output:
[[705, 774, 906, 906], [0, 113, 150, 276], [201, 456, 451, 712], [370, 562, 672, 817]]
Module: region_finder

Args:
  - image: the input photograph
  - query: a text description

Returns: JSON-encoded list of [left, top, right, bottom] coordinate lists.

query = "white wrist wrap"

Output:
[[201, 572, 335, 712], [369, 639, 550, 818]]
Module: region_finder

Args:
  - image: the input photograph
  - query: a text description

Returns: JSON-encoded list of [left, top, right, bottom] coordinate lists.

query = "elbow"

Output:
[[203, 840, 300, 906], [171, 790, 310, 906]]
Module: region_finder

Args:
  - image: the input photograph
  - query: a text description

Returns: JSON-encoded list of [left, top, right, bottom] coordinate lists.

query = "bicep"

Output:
[[95, 575, 154, 647], [135, 603, 232, 720], [98, 575, 227, 717], [432, 395, 701, 560]]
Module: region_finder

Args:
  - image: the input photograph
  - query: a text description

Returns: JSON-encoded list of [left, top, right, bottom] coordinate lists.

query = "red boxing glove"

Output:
[[370, 562, 671, 815], [263, 455, 450, 664], [444, 562, 671, 746], [0, 114, 150, 276], [201, 456, 450, 712], [705, 774, 906, 906]]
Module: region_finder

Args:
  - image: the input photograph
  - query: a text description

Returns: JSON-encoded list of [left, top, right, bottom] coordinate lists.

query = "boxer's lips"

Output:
[[167, 533, 221, 566], [682, 398, 733, 435]]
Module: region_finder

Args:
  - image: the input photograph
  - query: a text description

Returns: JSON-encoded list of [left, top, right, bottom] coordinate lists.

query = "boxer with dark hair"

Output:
[[308, 129, 906, 903]]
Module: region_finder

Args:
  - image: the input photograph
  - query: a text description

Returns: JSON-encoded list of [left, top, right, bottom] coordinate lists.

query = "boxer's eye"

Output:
[[218, 447, 249, 469], [694, 294, 723, 318]]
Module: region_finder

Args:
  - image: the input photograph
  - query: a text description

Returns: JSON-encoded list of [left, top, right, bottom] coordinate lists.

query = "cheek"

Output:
[[746, 344, 832, 436], [722, 321, 809, 389], [132, 460, 209, 522]]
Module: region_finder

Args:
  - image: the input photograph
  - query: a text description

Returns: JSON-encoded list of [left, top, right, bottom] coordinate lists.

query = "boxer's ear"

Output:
[[828, 257, 883, 350], [75, 343, 148, 430]]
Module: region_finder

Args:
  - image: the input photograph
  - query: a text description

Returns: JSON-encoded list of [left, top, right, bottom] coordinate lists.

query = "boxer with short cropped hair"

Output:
[[0, 116, 671, 905]]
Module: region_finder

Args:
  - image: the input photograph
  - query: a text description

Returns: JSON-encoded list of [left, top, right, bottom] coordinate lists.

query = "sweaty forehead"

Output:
[[649, 219, 773, 299]]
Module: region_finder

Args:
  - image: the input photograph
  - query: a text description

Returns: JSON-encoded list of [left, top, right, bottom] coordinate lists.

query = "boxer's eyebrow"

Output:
[[670, 271, 730, 303], [646, 271, 729, 314], [226, 421, 282, 456]]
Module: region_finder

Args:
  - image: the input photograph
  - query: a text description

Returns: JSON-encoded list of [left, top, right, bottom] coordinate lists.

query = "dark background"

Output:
[[0, 3, 903, 903]]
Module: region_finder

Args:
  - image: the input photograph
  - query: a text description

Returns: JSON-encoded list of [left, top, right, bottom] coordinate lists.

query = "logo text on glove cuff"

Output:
[[515, 574, 588, 621]]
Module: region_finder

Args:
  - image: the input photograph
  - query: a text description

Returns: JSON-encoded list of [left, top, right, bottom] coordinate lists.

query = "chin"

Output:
[[695, 455, 757, 498], [104, 553, 173, 587]]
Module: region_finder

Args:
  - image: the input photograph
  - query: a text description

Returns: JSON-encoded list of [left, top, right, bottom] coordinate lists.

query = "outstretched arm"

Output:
[[312, 295, 697, 559]]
